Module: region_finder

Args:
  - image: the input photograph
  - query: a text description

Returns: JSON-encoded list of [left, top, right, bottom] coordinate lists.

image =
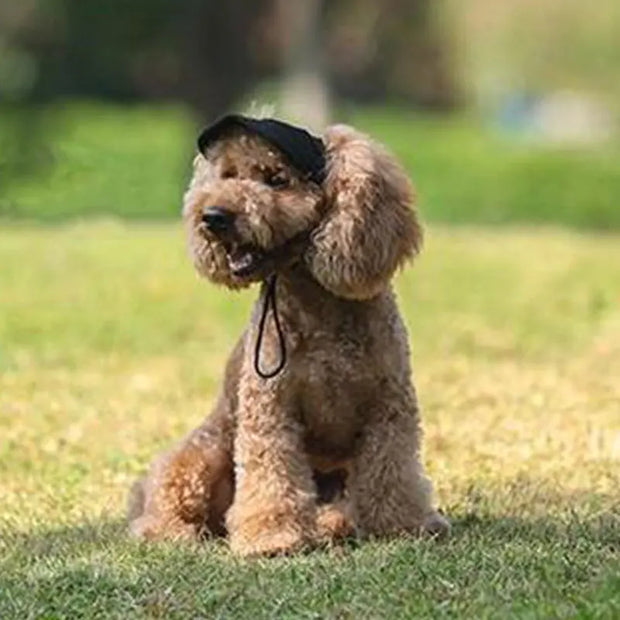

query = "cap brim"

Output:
[[197, 114, 255, 155], [196, 114, 326, 184]]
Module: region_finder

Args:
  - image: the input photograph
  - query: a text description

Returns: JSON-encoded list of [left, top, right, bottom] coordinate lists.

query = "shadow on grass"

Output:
[[451, 511, 619, 549], [1, 486, 619, 618], [2, 519, 126, 556], [448, 478, 620, 547]]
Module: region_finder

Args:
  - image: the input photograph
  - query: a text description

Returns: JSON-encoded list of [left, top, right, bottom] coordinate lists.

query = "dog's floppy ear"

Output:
[[304, 125, 423, 300]]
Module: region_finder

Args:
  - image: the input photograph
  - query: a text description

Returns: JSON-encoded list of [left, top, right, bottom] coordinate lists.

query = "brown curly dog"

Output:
[[128, 115, 450, 556]]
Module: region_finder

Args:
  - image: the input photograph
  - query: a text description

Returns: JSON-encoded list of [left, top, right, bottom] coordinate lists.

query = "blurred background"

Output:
[[1, 0, 619, 226]]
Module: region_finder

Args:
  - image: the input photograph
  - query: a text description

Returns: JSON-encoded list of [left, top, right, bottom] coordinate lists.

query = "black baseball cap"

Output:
[[197, 114, 326, 184]]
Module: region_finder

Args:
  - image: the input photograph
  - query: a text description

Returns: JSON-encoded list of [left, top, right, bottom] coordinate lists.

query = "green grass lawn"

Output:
[[1, 222, 619, 618], [2, 102, 620, 228]]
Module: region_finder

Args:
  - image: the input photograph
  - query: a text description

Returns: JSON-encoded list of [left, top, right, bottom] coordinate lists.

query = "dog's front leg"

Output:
[[349, 388, 450, 539], [227, 379, 317, 557]]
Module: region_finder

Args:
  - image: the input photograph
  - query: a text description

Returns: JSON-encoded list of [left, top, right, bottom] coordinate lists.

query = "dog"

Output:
[[128, 114, 450, 556]]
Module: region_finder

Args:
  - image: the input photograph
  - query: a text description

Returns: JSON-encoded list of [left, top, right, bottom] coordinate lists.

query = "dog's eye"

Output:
[[222, 167, 237, 179], [265, 171, 289, 189]]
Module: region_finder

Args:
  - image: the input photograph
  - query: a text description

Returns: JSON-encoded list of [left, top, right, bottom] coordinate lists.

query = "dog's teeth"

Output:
[[229, 253, 252, 271]]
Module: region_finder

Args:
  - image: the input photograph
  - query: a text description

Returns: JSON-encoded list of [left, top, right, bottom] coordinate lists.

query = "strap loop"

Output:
[[254, 274, 287, 379]]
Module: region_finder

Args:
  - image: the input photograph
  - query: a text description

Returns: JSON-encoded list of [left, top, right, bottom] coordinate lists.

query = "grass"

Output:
[[2, 102, 620, 228], [0, 103, 195, 221], [1, 222, 619, 618]]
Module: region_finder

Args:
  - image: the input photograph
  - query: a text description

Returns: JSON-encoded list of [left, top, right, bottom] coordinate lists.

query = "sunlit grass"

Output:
[[1, 222, 619, 617]]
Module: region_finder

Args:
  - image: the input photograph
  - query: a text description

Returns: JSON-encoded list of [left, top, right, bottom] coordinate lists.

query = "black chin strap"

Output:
[[254, 273, 287, 379], [251, 230, 312, 380]]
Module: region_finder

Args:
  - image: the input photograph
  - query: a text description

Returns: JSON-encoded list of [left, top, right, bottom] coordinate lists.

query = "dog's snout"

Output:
[[202, 206, 236, 233]]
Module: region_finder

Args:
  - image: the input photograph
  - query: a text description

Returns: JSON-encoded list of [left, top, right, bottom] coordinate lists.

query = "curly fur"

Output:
[[307, 125, 423, 299], [128, 122, 449, 556]]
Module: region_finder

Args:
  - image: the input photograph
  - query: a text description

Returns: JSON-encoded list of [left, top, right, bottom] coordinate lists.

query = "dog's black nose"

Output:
[[202, 206, 236, 233]]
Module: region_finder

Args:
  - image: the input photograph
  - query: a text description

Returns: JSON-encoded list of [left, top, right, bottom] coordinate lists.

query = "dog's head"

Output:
[[183, 116, 422, 298]]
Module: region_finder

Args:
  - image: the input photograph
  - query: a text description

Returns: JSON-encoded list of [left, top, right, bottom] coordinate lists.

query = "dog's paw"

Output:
[[421, 511, 450, 539], [230, 528, 307, 557], [129, 515, 200, 543], [316, 502, 355, 542]]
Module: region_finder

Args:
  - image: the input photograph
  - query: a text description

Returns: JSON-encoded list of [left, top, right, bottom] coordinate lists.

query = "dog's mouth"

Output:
[[198, 222, 267, 278], [226, 244, 267, 278], [200, 221, 310, 280]]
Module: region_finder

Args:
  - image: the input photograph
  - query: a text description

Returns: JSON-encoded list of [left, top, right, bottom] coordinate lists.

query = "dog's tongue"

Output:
[[228, 247, 260, 277]]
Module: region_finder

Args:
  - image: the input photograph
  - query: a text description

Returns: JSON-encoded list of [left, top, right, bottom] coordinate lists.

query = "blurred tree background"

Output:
[[1, 0, 619, 224], [0, 0, 457, 113]]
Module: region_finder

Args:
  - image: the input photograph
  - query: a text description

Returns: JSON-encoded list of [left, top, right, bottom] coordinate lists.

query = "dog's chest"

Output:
[[278, 282, 409, 456], [295, 332, 377, 457]]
